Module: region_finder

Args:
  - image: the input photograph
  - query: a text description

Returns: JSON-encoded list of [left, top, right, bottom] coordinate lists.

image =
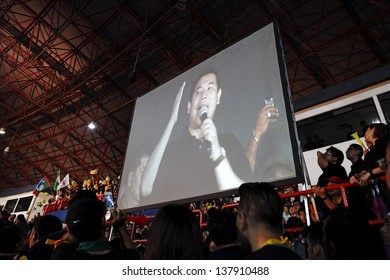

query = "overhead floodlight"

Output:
[[0, 128, 5, 134], [88, 122, 96, 130], [176, 0, 187, 10], [4, 146, 10, 153]]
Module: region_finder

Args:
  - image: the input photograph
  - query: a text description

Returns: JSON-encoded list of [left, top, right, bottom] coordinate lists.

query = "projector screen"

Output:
[[118, 22, 303, 211]]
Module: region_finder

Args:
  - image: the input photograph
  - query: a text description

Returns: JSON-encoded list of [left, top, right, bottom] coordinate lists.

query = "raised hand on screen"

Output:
[[253, 104, 279, 139], [169, 81, 185, 125]]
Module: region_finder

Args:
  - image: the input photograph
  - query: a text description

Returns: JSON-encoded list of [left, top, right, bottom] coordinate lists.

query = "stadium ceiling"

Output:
[[0, 0, 389, 192]]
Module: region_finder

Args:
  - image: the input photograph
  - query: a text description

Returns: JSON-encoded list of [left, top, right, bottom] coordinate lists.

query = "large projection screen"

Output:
[[118, 22, 302, 211]]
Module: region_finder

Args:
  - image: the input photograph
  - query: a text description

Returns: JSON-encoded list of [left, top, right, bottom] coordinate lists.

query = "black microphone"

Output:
[[199, 106, 208, 123], [198, 106, 211, 152]]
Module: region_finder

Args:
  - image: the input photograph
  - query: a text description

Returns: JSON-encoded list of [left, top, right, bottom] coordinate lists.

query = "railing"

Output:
[[280, 176, 387, 228], [220, 177, 387, 231]]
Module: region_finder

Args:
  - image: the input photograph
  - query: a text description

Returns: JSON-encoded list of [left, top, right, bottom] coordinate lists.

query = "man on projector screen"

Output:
[[138, 71, 253, 202]]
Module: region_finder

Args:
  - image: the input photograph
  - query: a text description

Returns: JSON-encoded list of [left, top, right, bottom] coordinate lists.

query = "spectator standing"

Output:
[[52, 190, 140, 260], [236, 182, 301, 259], [207, 209, 248, 259], [346, 144, 364, 178], [145, 204, 203, 260], [14, 214, 30, 239], [17, 215, 63, 260], [323, 206, 386, 259], [351, 124, 389, 218], [0, 210, 12, 230], [306, 222, 326, 260], [317, 146, 348, 186], [0, 224, 25, 259]]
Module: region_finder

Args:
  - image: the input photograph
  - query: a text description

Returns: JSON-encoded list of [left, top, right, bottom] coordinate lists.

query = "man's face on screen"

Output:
[[187, 73, 221, 130]]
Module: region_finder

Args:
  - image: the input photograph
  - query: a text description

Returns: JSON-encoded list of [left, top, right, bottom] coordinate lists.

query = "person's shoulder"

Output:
[[374, 138, 388, 151], [328, 163, 347, 176], [86, 248, 141, 260], [245, 245, 302, 260], [330, 162, 346, 170], [207, 245, 249, 260], [51, 242, 79, 260]]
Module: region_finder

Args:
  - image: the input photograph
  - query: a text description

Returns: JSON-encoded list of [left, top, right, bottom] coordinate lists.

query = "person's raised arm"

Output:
[[312, 185, 337, 210], [317, 151, 328, 169], [140, 82, 185, 197], [246, 104, 278, 172]]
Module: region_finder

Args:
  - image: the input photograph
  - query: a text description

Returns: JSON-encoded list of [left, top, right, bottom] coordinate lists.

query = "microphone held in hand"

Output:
[[199, 106, 208, 122], [199, 106, 211, 152]]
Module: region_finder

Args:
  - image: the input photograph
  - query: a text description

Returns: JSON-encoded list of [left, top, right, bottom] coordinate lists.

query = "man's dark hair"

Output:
[[208, 209, 237, 246], [34, 215, 63, 240], [328, 146, 344, 165], [323, 206, 384, 259], [1, 209, 10, 219], [0, 224, 23, 254], [145, 204, 202, 260], [368, 123, 389, 139], [238, 182, 283, 233], [307, 222, 324, 248], [190, 68, 220, 99], [16, 214, 27, 223], [349, 144, 363, 159]]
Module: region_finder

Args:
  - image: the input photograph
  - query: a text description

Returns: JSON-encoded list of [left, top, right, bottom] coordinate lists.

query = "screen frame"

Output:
[[118, 21, 304, 212]]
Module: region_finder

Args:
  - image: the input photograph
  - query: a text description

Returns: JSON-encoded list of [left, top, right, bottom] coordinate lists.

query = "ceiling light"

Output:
[[0, 128, 5, 134], [176, 0, 187, 10], [4, 146, 9, 153], [88, 122, 96, 129]]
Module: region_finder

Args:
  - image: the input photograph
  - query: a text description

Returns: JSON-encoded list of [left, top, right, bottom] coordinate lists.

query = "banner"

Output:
[[33, 176, 51, 196], [53, 170, 61, 191], [57, 173, 70, 190]]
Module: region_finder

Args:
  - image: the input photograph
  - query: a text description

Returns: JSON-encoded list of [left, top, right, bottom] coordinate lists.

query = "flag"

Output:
[[57, 173, 70, 190], [53, 170, 61, 191], [33, 176, 51, 196]]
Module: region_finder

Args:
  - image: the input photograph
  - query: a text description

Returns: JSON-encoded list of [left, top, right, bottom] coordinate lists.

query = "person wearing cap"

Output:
[[51, 190, 140, 260]]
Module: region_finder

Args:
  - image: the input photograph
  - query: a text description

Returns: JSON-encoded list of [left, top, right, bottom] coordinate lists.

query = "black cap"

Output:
[[65, 197, 106, 241]]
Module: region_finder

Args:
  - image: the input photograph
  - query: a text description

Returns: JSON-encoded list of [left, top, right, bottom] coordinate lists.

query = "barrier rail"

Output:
[[221, 177, 387, 228]]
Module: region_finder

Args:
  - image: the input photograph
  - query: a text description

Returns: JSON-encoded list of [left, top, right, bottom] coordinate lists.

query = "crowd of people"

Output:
[[0, 122, 389, 260]]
